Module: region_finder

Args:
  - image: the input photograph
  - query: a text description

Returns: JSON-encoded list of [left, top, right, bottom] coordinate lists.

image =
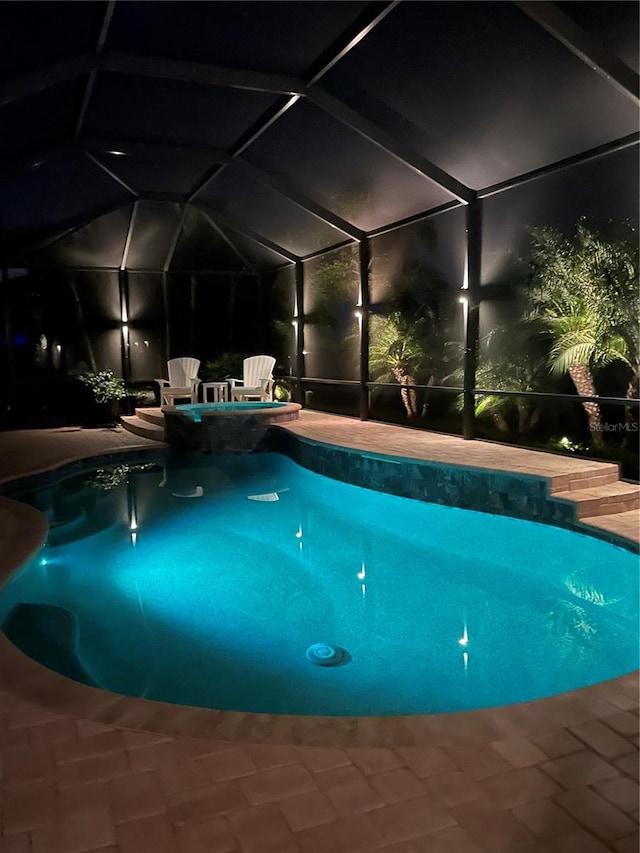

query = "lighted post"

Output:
[[358, 238, 370, 421], [118, 268, 131, 383], [462, 194, 482, 440], [294, 260, 305, 404]]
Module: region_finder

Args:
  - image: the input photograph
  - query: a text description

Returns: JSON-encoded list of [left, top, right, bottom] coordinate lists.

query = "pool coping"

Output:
[[0, 433, 637, 748], [266, 428, 639, 554]]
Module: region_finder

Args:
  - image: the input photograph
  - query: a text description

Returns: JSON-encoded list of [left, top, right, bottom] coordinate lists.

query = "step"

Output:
[[580, 508, 640, 543], [121, 415, 165, 443], [553, 481, 640, 519], [135, 407, 164, 427], [549, 463, 620, 494]]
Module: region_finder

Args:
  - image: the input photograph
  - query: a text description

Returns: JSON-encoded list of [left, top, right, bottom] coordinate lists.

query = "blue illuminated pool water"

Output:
[[0, 452, 637, 716], [175, 401, 284, 422]]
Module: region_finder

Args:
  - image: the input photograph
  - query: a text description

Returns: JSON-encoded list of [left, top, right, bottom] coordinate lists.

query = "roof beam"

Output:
[[120, 200, 139, 270], [82, 150, 139, 196], [193, 202, 299, 262], [196, 206, 259, 273], [187, 95, 300, 201], [479, 131, 640, 198], [232, 159, 365, 240], [308, 87, 473, 204], [305, 1, 401, 86], [162, 203, 186, 273], [74, 0, 117, 139], [367, 199, 466, 239], [300, 238, 358, 263], [0, 53, 94, 106], [81, 136, 231, 164], [514, 1, 639, 105], [99, 52, 306, 95]]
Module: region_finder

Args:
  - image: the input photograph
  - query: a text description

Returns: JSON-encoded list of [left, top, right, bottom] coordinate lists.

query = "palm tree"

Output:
[[457, 319, 548, 435], [473, 355, 543, 436], [526, 222, 638, 448], [369, 311, 427, 418], [369, 247, 454, 420]]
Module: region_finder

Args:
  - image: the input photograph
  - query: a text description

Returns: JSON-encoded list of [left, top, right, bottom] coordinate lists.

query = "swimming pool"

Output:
[[1, 450, 637, 717]]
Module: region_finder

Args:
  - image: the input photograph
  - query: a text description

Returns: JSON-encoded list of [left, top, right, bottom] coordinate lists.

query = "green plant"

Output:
[[273, 381, 292, 402], [549, 435, 586, 454], [447, 325, 546, 435], [369, 312, 427, 418], [204, 352, 247, 380], [78, 370, 127, 403], [525, 220, 639, 447], [124, 385, 147, 403]]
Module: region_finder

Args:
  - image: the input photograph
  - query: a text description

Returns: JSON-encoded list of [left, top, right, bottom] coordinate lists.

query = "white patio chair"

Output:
[[228, 355, 276, 402], [155, 357, 201, 406]]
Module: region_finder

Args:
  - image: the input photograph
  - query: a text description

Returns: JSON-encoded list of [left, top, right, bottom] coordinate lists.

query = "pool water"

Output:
[[175, 401, 284, 423], [0, 452, 637, 716]]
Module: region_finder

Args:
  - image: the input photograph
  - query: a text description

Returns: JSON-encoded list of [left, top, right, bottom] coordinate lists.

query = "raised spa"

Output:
[[163, 400, 300, 452], [1, 450, 637, 717]]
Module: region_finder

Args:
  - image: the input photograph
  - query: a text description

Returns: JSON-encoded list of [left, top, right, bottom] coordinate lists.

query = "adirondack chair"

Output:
[[156, 357, 201, 405], [228, 355, 276, 402]]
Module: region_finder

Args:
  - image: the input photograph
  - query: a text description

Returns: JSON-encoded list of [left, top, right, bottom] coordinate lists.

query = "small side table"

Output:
[[201, 381, 229, 403]]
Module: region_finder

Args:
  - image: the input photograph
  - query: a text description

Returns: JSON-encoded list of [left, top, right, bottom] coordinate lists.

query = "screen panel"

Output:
[[323, 2, 639, 189], [84, 72, 280, 150], [245, 100, 455, 231], [105, 1, 371, 76], [557, 1, 639, 73], [266, 266, 296, 376], [30, 206, 134, 270], [0, 79, 88, 162], [199, 170, 343, 257], [481, 145, 640, 286], [0, 1, 107, 78], [303, 245, 359, 381], [171, 206, 247, 272], [127, 272, 166, 381], [125, 201, 183, 271], [0, 151, 131, 250], [369, 212, 466, 424], [84, 145, 216, 196]]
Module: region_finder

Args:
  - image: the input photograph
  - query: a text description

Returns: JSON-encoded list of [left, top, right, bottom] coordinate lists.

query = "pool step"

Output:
[[549, 463, 620, 494], [554, 481, 640, 519], [121, 415, 165, 443], [135, 407, 164, 427], [580, 508, 640, 542]]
